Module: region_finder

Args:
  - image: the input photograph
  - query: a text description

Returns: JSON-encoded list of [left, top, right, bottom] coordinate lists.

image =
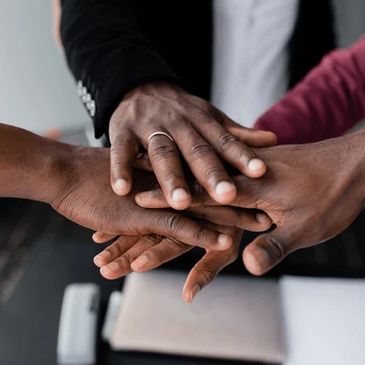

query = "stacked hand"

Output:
[[135, 133, 365, 276], [86, 82, 365, 302], [108, 82, 276, 208], [93, 226, 244, 303], [86, 82, 276, 301], [51, 147, 263, 251]]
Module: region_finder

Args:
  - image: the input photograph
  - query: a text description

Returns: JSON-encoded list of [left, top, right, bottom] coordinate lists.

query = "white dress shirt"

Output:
[[212, 0, 299, 127]]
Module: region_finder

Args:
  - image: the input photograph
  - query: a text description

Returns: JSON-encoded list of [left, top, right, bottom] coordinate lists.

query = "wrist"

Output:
[[0, 124, 76, 204], [124, 81, 184, 99], [39, 141, 79, 205]]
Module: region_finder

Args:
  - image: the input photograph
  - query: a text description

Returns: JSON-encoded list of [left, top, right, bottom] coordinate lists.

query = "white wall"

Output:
[[0, 0, 87, 134]]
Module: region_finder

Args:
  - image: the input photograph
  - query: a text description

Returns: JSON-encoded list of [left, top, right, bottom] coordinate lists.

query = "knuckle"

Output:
[[193, 225, 210, 242], [198, 264, 217, 284], [189, 109, 215, 126], [163, 214, 185, 233], [110, 152, 125, 167], [110, 243, 123, 258], [189, 143, 214, 158], [149, 144, 176, 161], [141, 235, 161, 246], [199, 114, 216, 127], [217, 134, 241, 151], [264, 234, 287, 260], [110, 141, 137, 165], [164, 237, 188, 251], [118, 254, 131, 266], [203, 166, 224, 181], [141, 252, 161, 267], [111, 137, 128, 149], [217, 134, 252, 160], [163, 171, 184, 186]]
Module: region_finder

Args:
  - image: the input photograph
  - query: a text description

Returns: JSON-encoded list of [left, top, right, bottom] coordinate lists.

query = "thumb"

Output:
[[242, 228, 293, 276]]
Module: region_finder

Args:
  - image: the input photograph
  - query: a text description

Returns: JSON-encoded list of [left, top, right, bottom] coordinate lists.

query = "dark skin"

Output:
[[0, 123, 273, 304], [0, 123, 273, 251], [52, 2, 276, 209], [93, 226, 244, 303], [103, 129, 365, 294], [109, 82, 277, 208]]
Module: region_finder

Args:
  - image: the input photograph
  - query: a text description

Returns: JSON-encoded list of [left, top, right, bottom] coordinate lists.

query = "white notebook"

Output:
[[110, 271, 365, 364], [110, 271, 284, 363]]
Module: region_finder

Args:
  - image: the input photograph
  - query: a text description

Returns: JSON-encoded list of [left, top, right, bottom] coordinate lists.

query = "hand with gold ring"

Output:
[[109, 81, 277, 210]]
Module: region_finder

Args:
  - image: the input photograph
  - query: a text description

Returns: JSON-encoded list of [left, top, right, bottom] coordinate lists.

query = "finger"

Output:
[[92, 232, 117, 243], [93, 235, 139, 267], [147, 133, 191, 210], [140, 210, 233, 251], [135, 188, 167, 208], [135, 189, 272, 232], [243, 228, 293, 276], [189, 174, 264, 209], [109, 128, 139, 195], [223, 118, 278, 147], [169, 123, 236, 204], [182, 230, 242, 303], [135, 187, 209, 209], [189, 206, 272, 232], [134, 151, 153, 171], [184, 108, 268, 177], [130, 238, 192, 272], [191, 114, 268, 178], [100, 235, 162, 280]]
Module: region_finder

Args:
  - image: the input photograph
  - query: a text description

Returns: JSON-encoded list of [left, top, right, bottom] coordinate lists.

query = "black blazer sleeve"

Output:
[[60, 0, 180, 138]]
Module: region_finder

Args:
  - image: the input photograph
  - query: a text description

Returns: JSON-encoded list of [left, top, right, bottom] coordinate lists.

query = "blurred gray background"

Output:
[[0, 0, 86, 134], [1, 0, 365, 136]]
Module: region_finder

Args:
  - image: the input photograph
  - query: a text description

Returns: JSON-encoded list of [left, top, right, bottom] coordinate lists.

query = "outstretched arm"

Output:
[[0, 123, 239, 250]]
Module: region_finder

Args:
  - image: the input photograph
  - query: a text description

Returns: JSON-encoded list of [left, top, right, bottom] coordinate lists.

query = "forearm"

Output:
[[255, 36, 365, 144], [0, 124, 69, 204]]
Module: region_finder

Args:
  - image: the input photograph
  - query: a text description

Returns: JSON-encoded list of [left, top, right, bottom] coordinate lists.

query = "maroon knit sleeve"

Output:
[[254, 36, 365, 144]]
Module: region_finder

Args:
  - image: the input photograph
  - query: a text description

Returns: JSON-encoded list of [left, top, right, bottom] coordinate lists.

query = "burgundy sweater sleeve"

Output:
[[254, 36, 365, 144]]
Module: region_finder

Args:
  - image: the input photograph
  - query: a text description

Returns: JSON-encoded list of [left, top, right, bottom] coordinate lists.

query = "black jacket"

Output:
[[60, 0, 335, 138]]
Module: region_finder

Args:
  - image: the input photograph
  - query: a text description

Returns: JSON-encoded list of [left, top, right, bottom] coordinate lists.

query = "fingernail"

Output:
[[256, 213, 271, 226], [248, 158, 265, 172], [215, 181, 235, 196], [114, 178, 129, 194], [100, 261, 119, 276], [92, 232, 100, 241], [217, 234, 232, 250], [190, 284, 201, 302], [94, 251, 111, 266], [131, 254, 149, 270], [245, 248, 270, 275], [135, 194, 145, 204], [171, 188, 189, 202]]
